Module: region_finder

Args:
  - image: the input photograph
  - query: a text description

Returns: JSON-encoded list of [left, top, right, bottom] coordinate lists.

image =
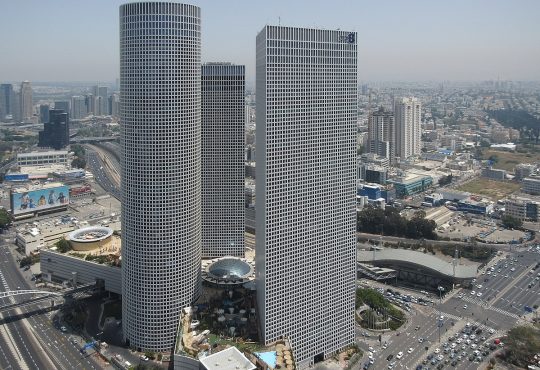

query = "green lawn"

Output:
[[457, 178, 520, 200], [482, 149, 540, 172]]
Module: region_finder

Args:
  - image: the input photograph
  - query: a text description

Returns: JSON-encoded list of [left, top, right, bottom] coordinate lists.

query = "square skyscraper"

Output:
[[256, 25, 357, 367]]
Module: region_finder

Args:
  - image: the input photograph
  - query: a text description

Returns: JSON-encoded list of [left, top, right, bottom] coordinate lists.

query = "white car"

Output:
[[471, 290, 476, 295], [407, 347, 413, 354], [434, 348, 440, 354], [489, 328, 495, 334], [418, 338, 424, 343], [476, 284, 483, 289], [439, 315, 444, 321], [396, 352, 403, 359], [463, 304, 468, 309], [477, 292, 483, 297], [368, 346, 374, 352]]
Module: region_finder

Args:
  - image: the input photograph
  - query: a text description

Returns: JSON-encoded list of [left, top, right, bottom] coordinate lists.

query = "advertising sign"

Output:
[[11, 185, 70, 215]]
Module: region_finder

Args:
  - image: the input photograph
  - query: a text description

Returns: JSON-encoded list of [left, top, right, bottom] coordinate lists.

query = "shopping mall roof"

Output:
[[357, 248, 479, 279]]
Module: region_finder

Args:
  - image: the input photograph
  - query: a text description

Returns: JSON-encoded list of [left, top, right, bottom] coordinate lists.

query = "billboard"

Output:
[[4, 173, 29, 182], [11, 185, 70, 215]]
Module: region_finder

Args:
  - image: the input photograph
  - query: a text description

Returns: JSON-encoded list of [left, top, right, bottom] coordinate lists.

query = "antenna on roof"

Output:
[[278, 16, 281, 26]]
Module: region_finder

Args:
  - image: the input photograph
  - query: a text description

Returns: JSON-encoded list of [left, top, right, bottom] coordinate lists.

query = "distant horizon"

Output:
[[1, 1, 540, 82]]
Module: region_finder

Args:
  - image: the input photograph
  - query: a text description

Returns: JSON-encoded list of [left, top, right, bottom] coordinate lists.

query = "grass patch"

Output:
[[207, 334, 265, 354], [457, 178, 520, 200], [482, 149, 540, 172], [101, 300, 122, 326]]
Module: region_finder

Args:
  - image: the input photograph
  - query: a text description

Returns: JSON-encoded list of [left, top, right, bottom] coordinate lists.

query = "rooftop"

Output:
[[357, 248, 479, 279], [200, 347, 256, 370]]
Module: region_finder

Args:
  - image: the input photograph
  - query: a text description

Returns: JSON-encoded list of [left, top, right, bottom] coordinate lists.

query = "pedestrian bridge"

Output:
[[0, 290, 63, 299]]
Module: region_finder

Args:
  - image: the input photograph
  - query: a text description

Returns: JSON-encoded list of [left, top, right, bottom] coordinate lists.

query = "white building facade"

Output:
[[201, 63, 245, 258], [120, 2, 202, 352], [395, 97, 422, 160], [256, 25, 357, 367]]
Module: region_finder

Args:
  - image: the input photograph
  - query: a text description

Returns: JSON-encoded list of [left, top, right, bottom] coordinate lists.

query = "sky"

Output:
[[1, 0, 539, 84]]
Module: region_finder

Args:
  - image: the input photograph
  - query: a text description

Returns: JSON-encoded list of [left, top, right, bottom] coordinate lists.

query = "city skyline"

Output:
[[1, 0, 540, 84]]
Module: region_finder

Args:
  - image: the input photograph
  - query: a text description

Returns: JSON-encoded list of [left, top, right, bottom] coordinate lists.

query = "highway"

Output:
[[86, 149, 121, 201], [0, 240, 106, 370]]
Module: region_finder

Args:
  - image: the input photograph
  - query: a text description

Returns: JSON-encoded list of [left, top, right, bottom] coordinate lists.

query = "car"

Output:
[[418, 338, 424, 343], [383, 343, 388, 349], [439, 315, 444, 321], [463, 304, 468, 309], [451, 343, 457, 349], [369, 358, 375, 364], [23, 265, 30, 271], [476, 329, 483, 335], [451, 360, 458, 367], [415, 325, 420, 331], [368, 347, 374, 352], [437, 354, 444, 361], [408, 348, 413, 354], [389, 361, 396, 369], [434, 348, 440, 354], [489, 328, 495, 334], [476, 284, 482, 289], [471, 290, 476, 295], [140, 355, 149, 361], [396, 352, 403, 360], [387, 354, 394, 361], [60, 326, 67, 332], [363, 363, 370, 370], [469, 356, 475, 361]]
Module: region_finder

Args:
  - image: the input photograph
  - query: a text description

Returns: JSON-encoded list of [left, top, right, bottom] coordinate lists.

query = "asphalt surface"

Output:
[[354, 245, 539, 370], [0, 239, 105, 370], [86, 149, 121, 201]]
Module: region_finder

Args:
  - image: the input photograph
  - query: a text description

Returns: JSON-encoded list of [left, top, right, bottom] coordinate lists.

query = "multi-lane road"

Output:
[[355, 245, 539, 370], [0, 239, 107, 370]]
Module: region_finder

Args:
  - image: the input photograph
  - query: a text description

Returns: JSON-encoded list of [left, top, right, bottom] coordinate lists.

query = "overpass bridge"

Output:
[[70, 136, 119, 144]]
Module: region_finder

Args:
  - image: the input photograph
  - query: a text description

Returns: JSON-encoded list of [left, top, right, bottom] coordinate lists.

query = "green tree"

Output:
[[0, 208, 11, 229], [71, 157, 86, 169], [55, 238, 72, 253], [71, 144, 86, 158], [501, 215, 523, 229], [502, 326, 540, 368]]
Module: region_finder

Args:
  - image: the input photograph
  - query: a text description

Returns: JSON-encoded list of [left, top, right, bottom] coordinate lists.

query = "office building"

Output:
[[0, 84, 15, 121], [93, 86, 109, 115], [39, 104, 50, 124], [368, 106, 395, 164], [54, 101, 70, 116], [38, 109, 69, 150], [505, 196, 540, 222], [110, 93, 120, 117], [85, 94, 95, 115], [19, 80, 33, 122], [201, 63, 245, 258], [71, 96, 87, 119], [120, 2, 202, 352], [523, 177, 540, 195], [395, 97, 421, 160], [256, 25, 357, 367]]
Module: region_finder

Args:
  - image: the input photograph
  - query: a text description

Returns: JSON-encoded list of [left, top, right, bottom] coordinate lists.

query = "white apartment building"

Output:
[[523, 177, 540, 195], [395, 97, 422, 160], [201, 63, 245, 258], [120, 2, 202, 352], [256, 25, 356, 368]]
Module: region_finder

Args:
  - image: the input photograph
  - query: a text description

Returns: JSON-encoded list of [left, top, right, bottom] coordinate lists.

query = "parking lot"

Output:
[[356, 244, 539, 370]]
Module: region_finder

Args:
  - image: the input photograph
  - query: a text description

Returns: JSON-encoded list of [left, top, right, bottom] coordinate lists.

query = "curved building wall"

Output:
[[120, 2, 202, 351], [70, 238, 110, 251]]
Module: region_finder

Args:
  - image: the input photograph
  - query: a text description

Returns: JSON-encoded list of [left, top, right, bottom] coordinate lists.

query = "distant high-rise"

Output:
[[93, 86, 108, 115], [368, 107, 395, 164], [110, 93, 120, 117], [54, 101, 70, 116], [256, 25, 357, 367], [0, 84, 15, 121], [38, 109, 69, 150], [395, 97, 422, 160], [120, 1, 202, 352], [39, 104, 50, 124], [201, 63, 245, 258], [85, 94, 95, 115], [19, 80, 33, 122], [71, 96, 87, 119]]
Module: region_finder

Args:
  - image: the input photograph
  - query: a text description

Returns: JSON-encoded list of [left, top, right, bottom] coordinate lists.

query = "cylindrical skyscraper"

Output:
[[119, 2, 201, 351]]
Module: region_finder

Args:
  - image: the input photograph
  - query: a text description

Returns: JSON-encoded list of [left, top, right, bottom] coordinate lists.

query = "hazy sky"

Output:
[[1, 0, 539, 84]]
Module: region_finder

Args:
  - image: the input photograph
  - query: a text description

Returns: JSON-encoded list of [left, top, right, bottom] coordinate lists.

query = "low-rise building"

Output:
[[457, 196, 494, 215], [523, 177, 540, 195], [505, 196, 540, 222], [388, 174, 433, 198], [482, 167, 507, 181], [16, 223, 74, 255], [16, 150, 69, 167]]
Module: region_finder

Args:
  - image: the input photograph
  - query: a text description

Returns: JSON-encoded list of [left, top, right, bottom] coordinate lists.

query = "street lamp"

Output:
[[437, 286, 445, 343]]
